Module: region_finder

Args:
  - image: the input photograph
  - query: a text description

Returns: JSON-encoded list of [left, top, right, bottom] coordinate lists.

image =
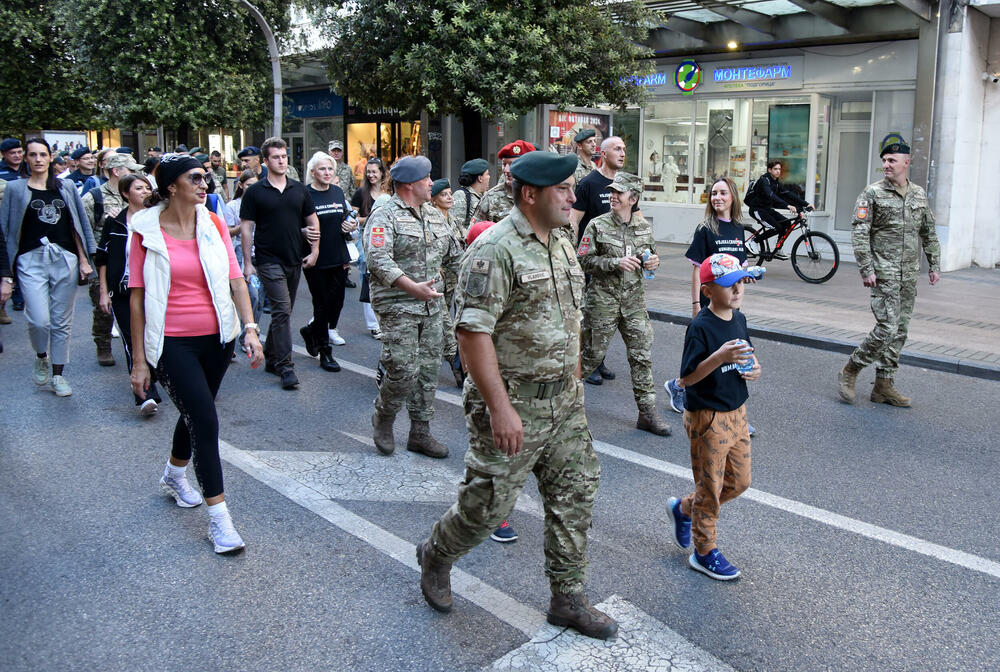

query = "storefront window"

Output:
[[347, 122, 378, 184], [642, 100, 694, 203], [813, 97, 831, 211], [750, 97, 811, 203], [399, 121, 421, 156], [615, 108, 640, 176]]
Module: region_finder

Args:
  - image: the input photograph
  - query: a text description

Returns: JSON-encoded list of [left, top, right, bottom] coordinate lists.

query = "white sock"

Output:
[[164, 462, 186, 480], [207, 501, 229, 519]]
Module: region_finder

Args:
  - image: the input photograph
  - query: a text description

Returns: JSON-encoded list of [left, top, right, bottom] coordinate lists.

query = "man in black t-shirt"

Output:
[[239, 137, 320, 389]]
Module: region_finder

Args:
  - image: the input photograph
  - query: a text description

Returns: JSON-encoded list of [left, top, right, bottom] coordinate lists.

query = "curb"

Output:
[[648, 308, 1000, 382]]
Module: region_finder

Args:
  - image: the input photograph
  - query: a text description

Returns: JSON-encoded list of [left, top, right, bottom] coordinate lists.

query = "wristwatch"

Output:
[[243, 322, 260, 334]]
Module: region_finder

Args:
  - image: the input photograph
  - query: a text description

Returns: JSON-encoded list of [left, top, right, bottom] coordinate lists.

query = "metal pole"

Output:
[[237, 0, 282, 138]]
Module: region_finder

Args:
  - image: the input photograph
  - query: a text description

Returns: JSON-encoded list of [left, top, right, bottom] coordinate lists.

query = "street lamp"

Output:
[[237, 0, 282, 138]]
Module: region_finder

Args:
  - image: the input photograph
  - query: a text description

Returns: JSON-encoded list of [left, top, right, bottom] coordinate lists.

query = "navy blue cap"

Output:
[[238, 146, 261, 158], [1, 138, 21, 152], [460, 158, 489, 176], [431, 178, 451, 197], [509, 152, 578, 187], [70, 146, 92, 160], [389, 156, 432, 184], [116, 146, 132, 154]]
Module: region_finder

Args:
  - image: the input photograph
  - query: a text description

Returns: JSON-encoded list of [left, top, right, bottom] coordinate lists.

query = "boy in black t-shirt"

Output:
[[666, 253, 762, 581]]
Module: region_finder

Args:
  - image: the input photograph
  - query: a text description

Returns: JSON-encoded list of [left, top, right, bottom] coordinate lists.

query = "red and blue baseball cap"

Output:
[[699, 253, 750, 287]]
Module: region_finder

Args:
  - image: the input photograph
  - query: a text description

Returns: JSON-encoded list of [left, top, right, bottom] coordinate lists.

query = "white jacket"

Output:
[[130, 203, 241, 367]]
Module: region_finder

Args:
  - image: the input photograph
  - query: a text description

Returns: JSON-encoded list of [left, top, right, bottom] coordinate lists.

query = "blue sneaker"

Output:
[[665, 378, 685, 413], [689, 549, 741, 580], [490, 520, 518, 543], [667, 497, 691, 549], [748, 423, 756, 437]]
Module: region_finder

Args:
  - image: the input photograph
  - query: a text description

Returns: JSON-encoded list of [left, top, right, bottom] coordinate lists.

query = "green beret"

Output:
[[194, 153, 210, 163], [574, 128, 596, 143], [509, 152, 578, 187], [608, 171, 643, 194], [460, 158, 489, 176], [879, 133, 910, 157], [431, 178, 451, 197], [188, 146, 204, 155]]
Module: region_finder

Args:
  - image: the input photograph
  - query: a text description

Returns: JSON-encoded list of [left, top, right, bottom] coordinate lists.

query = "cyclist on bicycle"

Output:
[[745, 160, 813, 260]]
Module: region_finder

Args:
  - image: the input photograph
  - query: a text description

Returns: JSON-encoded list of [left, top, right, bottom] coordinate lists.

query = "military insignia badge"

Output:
[[577, 235, 591, 255], [856, 206, 869, 220], [371, 226, 385, 234], [371, 234, 385, 247], [512, 145, 521, 155], [470, 258, 491, 274]]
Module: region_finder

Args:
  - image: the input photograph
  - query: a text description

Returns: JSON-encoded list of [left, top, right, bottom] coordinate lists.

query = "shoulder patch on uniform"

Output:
[[470, 258, 491, 274], [371, 226, 385, 234], [577, 235, 591, 255], [856, 206, 869, 220], [520, 270, 551, 283]]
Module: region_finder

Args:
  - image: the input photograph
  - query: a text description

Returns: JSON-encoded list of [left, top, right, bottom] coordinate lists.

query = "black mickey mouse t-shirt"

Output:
[[18, 187, 75, 256]]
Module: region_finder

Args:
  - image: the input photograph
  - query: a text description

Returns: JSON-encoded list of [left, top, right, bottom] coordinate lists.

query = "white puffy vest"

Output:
[[130, 203, 241, 367]]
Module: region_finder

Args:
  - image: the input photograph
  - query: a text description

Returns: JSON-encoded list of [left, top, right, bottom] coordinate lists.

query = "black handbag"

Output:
[[360, 272, 370, 303]]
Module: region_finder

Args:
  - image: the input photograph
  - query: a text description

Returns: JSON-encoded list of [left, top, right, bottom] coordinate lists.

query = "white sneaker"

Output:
[[111, 323, 121, 338], [208, 514, 246, 554], [50, 374, 72, 397], [370, 328, 382, 340], [140, 398, 159, 417], [160, 473, 204, 507], [34, 356, 51, 386], [327, 328, 346, 346]]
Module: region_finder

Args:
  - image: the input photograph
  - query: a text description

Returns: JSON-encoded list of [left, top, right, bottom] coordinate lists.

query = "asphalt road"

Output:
[[1, 281, 997, 672]]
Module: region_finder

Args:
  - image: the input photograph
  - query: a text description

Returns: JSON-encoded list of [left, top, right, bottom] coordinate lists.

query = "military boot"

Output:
[[406, 421, 449, 459], [871, 378, 911, 407], [372, 411, 396, 455], [837, 361, 861, 404], [416, 539, 453, 612], [636, 405, 671, 436], [96, 342, 116, 367], [546, 592, 619, 640]]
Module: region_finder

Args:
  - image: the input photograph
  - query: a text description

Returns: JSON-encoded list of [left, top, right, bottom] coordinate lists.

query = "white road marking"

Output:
[[486, 595, 736, 672], [302, 347, 1000, 581]]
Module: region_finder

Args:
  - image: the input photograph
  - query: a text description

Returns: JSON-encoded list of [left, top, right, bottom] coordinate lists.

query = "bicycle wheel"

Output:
[[791, 231, 839, 283], [744, 232, 762, 260]]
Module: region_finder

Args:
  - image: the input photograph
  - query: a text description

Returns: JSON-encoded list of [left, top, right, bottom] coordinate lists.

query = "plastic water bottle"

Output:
[[249, 274, 261, 292], [746, 265, 766, 280], [641, 250, 655, 280], [734, 339, 755, 373]]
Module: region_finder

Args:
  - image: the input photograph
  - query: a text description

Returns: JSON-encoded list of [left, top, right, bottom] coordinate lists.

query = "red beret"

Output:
[[498, 140, 536, 159], [466, 220, 496, 245]]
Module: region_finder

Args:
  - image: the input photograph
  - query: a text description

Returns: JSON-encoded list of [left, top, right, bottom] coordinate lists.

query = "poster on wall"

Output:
[[768, 104, 809, 196], [548, 110, 610, 157], [43, 131, 88, 154]]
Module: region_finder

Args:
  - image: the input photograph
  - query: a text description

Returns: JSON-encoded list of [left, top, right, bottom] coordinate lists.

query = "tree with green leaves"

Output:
[[306, 0, 657, 120]]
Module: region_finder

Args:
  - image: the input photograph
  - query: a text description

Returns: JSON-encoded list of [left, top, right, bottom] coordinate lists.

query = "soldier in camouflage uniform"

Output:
[[573, 128, 598, 185], [451, 158, 490, 236], [470, 140, 535, 225], [209, 151, 229, 201], [429, 178, 466, 387], [417, 151, 619, 641], [82, 153, 143, 366], [838, 136, 940, 407], [578, 173, 671, 436], [364, 156, 462, 458], [328, 141, 357, 201]]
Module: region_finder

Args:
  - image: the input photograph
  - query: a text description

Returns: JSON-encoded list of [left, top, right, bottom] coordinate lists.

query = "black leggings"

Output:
[[110, 291, 161, 405], [155, 334, 235, 499], [303, 265, 347, 340]]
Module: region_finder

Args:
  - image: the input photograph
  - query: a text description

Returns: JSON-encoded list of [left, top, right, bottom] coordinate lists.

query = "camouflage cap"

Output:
[[608, 171, 642, 195], [105, 153, 145, 172], [879, 132, 910, 157], [329, 140, 344, 151]]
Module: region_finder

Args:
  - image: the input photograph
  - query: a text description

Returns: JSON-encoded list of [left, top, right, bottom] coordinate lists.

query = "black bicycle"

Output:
[[743, 209, 840, 284]]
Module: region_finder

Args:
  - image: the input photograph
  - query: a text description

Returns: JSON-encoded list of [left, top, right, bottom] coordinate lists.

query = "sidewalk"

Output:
[[645, 243, 1000, 381]]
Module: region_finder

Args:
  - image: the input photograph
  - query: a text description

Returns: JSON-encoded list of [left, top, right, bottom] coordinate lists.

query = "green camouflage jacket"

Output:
[[577, 210, 655, 308], [471, 182, 513, 225], [851, 179, 940, 279]]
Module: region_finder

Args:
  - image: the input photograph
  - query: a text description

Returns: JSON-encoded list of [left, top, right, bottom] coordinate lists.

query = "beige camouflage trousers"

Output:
[[373, 309, 442, 421], [849, 278, 917, 378], [430, 378, 601, 595], [581, 304, 656, 408], [679, 406, 751, 555]]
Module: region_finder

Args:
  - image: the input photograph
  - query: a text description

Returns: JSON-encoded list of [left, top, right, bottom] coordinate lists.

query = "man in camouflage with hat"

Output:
[[578, 172, 671, 436], [838, 134, 940, 407], [451, 158, 490, 235], [417, 150, 618, 641], [573, 128, 598, 184], [328, 141, 356, 200], [470, 140, 535, 225], [365, 155, 462, 459], [82, 152, 144, 366]]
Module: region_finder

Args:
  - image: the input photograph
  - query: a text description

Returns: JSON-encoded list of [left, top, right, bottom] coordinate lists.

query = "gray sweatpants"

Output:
[[16, 242, 79, 365]]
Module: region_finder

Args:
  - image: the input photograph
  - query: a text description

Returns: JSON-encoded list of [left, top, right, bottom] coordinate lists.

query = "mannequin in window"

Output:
[[663, 155, 681, 202]]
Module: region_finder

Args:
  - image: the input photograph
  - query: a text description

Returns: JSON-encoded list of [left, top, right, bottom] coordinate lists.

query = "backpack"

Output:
[[743, 177, 762, 209]]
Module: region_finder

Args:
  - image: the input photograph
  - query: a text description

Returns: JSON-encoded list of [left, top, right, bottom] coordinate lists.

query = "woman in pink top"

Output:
[[129, 153, 263, 555]]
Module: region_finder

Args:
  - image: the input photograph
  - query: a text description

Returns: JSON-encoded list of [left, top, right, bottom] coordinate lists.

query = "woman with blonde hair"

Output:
[[298, 151, 357, 370]]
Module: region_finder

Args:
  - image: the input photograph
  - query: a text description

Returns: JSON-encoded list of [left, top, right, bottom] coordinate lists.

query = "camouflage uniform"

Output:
[[578, 211, 657, 408], [574, 156, 595, 185], [849, 179, 940, 378], [336, 162, 357, 201], [440, 211, 466, 361], [429, 206, 600, 596], [82, 180, 126, 349], [450, 187, 481, 235], [364, 195, 462, 421], [470, 182, 513, 224]]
